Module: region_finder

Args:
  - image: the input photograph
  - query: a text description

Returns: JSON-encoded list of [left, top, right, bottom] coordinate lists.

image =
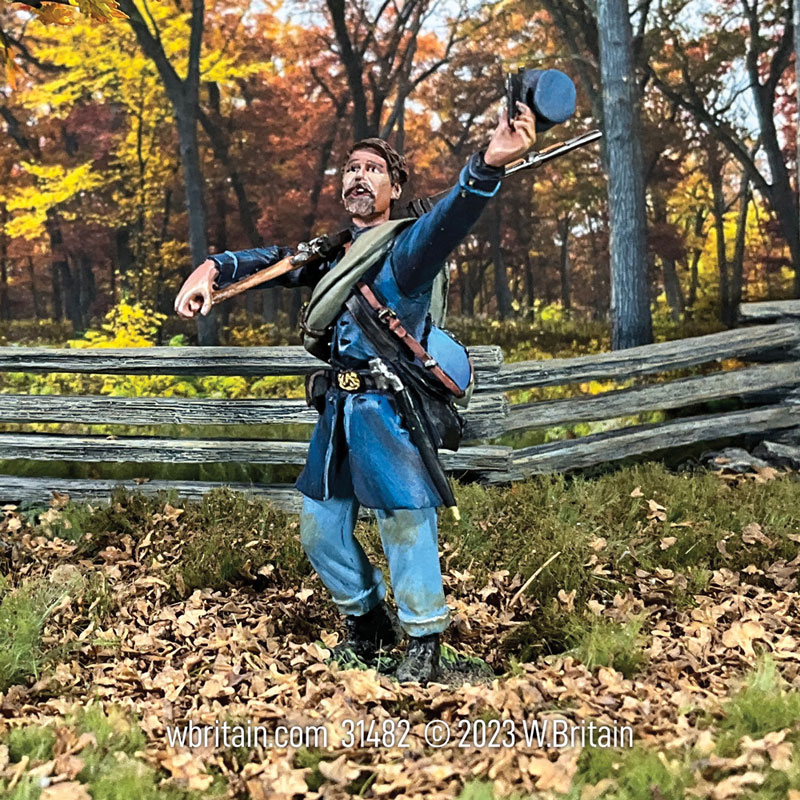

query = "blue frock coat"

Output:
[[210, 152, 503, 509]]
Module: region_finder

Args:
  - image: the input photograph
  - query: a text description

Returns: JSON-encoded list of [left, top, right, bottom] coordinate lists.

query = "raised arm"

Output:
[[390, 153, 504, 296], [391, 102, 537, 297]]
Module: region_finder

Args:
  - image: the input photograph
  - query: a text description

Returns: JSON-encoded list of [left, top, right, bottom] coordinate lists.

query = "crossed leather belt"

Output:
[[332, 369, 382, 392]]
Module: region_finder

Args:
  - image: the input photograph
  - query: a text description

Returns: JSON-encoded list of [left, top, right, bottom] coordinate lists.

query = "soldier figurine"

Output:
[[175, 102, 537, 684]]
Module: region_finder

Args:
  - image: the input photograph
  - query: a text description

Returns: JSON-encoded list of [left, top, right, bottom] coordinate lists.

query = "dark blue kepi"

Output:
[[506, 67, 577, 131]]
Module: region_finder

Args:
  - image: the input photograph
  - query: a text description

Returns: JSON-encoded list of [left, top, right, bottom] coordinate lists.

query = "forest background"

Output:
[[0, 0, 789, 356], [3, 4, 800, 798]]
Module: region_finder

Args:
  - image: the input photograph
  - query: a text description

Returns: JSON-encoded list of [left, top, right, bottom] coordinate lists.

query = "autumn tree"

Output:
[[647, 0, 797, 296]]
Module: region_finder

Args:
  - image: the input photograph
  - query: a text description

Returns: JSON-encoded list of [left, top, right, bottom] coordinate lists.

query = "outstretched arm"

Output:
[[391, 102, 537, 297], [208, 245, 296, 287], [175, 245, 324, 319]]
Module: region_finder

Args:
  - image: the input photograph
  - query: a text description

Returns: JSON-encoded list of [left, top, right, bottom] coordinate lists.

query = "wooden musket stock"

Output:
[[210, 253, 314, 305]]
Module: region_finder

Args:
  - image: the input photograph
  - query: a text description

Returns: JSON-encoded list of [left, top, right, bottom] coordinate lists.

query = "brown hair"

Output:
[[344, 138, 409, 187]]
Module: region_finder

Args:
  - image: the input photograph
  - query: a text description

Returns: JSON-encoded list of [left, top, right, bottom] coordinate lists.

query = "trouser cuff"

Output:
[[332, 578, 387, 617], [397, 608, 451, 638]]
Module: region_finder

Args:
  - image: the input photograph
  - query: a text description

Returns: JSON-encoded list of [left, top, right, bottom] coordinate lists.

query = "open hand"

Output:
[[174, 259, 219, 319], [484, 102, 537, 168]]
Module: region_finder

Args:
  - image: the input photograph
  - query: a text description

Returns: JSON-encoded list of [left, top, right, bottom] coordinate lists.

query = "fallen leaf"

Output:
[[711, 772, 764, 799], [318, 754, 362, 784], [741, 522, 773, 547], [40, 783, 91, 800], [660, 537, 677, 550], [721, 621, 767, 658], [647, 499, 667, 522]]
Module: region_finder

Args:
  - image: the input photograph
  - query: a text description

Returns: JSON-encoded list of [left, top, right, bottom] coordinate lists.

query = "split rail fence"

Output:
[[1, 299, 800, 512]]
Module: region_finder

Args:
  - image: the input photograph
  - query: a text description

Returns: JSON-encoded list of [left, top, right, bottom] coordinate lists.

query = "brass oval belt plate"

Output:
[[336, 371, 361, 391]]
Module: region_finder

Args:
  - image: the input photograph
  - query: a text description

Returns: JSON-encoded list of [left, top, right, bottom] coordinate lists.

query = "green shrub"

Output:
[[0, 576, 78, 691]]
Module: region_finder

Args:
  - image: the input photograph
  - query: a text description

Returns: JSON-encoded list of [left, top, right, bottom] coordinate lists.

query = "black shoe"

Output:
[[330, 600, 404, 663], [395, 633, 442, 684]]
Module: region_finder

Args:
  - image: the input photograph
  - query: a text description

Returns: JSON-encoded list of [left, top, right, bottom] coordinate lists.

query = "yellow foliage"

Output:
[[74, 0, 128, 21], [67, 301, 166, 349], [34, 4, 79, 25], [5, 162, 107, 240], [578, 380, 617, 396]]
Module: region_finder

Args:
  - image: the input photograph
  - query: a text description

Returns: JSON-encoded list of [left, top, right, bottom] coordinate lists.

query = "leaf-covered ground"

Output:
[[2, 463, 800, 799]]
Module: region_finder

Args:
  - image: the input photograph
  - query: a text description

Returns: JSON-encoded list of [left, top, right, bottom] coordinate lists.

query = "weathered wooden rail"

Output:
[[1, 301, 799, 512]]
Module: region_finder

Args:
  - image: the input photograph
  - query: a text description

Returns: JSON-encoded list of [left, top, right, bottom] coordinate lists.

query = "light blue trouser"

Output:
[[300, 495, 451, 638]]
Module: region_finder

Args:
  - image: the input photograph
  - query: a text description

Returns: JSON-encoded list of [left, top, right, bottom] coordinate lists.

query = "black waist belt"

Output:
[[331, 368, 382, 392]]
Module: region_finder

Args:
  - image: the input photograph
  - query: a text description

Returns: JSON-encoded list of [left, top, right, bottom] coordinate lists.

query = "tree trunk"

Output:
[[198, 85, 263, 249], [557, 213, 572, 311], [115, 227, 134, 297], [174, 102, 216, 343], [597, 0, 653, 349], [686, 207, 706, 310], [58, 260, 82, 332], [0, 203, 9, 321], [119, 0, 217, 344], [154, 187, 173, 319], [27, 258, 41, 320], [661, 255, 684, 321], [45, 209, 81, 331], [263, 289, 279, 324], [523, 248, 536, 318], [731, 173, 752, 315], [77, 253, 95, 327], [51, 263, 62, 322], [708, 141, 733, 327], [326, 0, 371, 139], [459, 262, 475, 317], [245, 287, 259, 317], [795, 0, 800, 282], [489, 199, 512, 320], [289, 288, 305, 330], [108, 258, 117, 306], [745, 4, 800, 295], [652, 194, 684, 320]]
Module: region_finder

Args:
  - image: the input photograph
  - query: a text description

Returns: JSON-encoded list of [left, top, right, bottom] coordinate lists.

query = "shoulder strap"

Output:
[[301, 218, 414, 337], [354, 282, 465, 397]]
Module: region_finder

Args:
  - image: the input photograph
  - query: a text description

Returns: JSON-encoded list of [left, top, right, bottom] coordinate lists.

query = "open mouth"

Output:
[[347, 185, 374, 199]]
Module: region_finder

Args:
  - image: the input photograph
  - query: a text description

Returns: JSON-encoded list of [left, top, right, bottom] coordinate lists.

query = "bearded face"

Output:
[[341, 149, 402, 222]]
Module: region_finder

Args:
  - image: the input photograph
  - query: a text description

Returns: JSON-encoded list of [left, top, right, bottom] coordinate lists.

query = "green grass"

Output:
[[438, 464, 800, 666], [6, 776, 43, 800], [168, 487, 311, 594], [16, 487, 311, 597], [564, 614, 648, 678], [458, 746, 695, 800], [713, 655, 800, 758], [293, 748, 331, 792], [7, 724, 56, 763], [0, 575, 80, 692], [570, 746, 694, 800]]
